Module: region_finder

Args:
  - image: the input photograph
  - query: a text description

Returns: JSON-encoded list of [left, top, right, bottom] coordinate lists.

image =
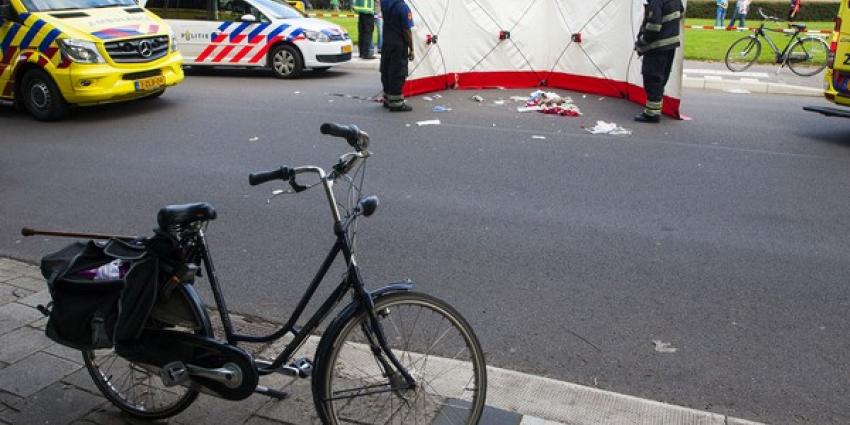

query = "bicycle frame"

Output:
[[752, 22, 804, 64], [187, 163, 417, 386]]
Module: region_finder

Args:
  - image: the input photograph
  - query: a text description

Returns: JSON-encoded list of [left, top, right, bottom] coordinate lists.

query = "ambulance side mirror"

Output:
[[239, 14, 256, 22]]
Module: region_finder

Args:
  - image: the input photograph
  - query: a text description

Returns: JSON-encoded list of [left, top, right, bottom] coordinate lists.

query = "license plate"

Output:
[[341, 44, 352, 54], [134, 75, 165, 92]]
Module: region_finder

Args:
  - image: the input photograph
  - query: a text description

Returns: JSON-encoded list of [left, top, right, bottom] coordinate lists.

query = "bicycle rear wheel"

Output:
[[725, 36, 762, 72], [787, 36, 829, 76], [313, 292, 487, 425]]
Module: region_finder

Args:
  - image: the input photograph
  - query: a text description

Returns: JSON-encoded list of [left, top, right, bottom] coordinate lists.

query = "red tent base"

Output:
[[404, 71, 682, 120]]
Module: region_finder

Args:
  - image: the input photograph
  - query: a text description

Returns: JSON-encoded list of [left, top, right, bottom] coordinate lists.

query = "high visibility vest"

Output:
[[352, 0, 374, 14]]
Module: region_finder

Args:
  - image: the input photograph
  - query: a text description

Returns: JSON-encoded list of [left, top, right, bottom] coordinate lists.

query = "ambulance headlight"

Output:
[[304, 30, 331, 42], [57, 39, 105, 64], [169, 28, 179, 52]]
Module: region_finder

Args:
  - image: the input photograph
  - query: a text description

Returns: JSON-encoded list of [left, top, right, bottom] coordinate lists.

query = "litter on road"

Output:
[[493, 100, 506, 105], [652, 340, 678, 353], [471, 95, 484, 103], [248, 136, 260, 142], [433, 105, 452, 113], [586, 121, 632, 136], [423, 96, 433, 101], [524, 90, 582, 117], [416, 119, 442, 126], [531, 135, 547, 140]]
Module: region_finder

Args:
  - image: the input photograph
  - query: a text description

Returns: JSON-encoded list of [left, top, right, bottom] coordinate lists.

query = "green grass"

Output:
[[311, 12, 833, 63], [684, 18, 833, 63]]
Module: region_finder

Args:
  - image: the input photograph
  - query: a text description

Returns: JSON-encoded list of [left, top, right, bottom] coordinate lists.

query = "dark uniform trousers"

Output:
[[641, 48, 675, 115], [357, 13, 375, 57], [380, 37, 408, 106]]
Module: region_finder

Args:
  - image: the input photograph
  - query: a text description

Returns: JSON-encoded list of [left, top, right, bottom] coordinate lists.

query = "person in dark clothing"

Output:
[[380, 0, 414, 112], [353, 0, 375, 59], [634, 0, 684, 123]]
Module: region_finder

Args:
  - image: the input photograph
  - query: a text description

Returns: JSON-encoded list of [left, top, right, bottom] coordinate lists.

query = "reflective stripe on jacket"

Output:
[[352, 0, 374, 14], [637, 0, 684, 55]]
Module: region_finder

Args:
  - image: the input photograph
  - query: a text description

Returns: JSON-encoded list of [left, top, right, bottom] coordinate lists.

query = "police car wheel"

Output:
[[21, 69, 69, 121], [270, 44, 303, 79]]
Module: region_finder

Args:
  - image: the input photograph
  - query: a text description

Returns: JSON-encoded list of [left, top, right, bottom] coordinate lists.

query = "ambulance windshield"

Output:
[[22, 0, 135, 12]]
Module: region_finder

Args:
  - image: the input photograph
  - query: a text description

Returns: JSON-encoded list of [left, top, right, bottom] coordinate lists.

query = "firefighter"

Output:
[[634, 0, 684, 123], [380, 0, 414, 112], [353, 0, 376, 59]]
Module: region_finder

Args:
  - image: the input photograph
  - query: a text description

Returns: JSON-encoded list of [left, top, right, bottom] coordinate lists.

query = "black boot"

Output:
[[634, 112, 660, 123], [389, 102, 412, 112]]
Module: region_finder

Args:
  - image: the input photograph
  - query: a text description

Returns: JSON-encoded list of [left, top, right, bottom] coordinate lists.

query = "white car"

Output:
[[142, 0, 352, 78]]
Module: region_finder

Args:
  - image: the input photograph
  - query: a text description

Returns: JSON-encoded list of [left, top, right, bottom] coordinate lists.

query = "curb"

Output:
[[684, 76, 823, 96]]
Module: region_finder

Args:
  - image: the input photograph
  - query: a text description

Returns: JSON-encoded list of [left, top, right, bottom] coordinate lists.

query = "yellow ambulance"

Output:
[[0, 0, 183, 120], [805, 1, 850, 118]]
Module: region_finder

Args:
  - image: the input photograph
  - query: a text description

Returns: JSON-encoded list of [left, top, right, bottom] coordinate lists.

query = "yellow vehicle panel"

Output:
[[0, 0, 183, 118]]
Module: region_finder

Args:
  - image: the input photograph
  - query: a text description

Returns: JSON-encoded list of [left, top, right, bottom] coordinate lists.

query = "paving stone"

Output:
[[174, 392, 272, 425], [4, 276, 45, 293], [30, 316, 49, 330], [0, 285, 34, 306], [17, 290, 51, 309], [62, 368, 101, 395], [0, 302, 44, 334], [244, 416, 288, 425], [0, 391, 24, 423], [72, 406, 173, 425], [0, 260, 41, 276], [1, 382, 104, 425], [0, 352, 81, 397], [0, 269, 19, 283], [60, 368, 99, 394], [0, 327, 53, 364], [45, 343, 84, 365], [255, 379, 321, 425]]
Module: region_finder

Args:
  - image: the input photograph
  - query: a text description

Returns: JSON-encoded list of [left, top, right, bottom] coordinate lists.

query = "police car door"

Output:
[[146, 0, 215, 63], [191, 0, 268, 66]]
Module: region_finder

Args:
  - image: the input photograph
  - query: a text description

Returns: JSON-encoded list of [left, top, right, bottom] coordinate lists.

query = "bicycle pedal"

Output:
[[160, 361, 190, 387], [289, 357, 313, 378]]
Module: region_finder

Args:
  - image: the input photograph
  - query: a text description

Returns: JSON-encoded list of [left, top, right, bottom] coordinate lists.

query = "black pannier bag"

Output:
[[40, 239, 160, 350]]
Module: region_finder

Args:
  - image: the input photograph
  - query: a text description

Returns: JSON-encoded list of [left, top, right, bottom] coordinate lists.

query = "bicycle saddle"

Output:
[[157, 203, 217, 228], [789, 23, 807, 31]]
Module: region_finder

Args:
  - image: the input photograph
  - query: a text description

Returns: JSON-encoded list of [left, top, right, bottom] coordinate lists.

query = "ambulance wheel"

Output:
[[270, 44, 303, 79], [21, 69, 69, 121]]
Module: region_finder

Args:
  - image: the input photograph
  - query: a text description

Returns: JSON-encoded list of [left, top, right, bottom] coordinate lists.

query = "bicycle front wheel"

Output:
[[787, 36, 829, 76], [725, 36, 762, 72], [313, 292, 487, 425]]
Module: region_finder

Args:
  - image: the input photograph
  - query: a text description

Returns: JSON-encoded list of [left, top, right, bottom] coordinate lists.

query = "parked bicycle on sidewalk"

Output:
[[725, 8, 829, 76], [25, 123, 488, 424]]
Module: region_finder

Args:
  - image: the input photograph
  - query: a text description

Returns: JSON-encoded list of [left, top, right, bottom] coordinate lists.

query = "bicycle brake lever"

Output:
[[289, 178, 308, 193]]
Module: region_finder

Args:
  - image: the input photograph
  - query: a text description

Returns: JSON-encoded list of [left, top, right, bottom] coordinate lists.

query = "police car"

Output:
[[141, 0, 352, 78]]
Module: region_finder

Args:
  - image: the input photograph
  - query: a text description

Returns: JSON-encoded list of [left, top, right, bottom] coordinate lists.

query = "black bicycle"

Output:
[[725, 8, 829, 76], [64, 123, 487, 424]]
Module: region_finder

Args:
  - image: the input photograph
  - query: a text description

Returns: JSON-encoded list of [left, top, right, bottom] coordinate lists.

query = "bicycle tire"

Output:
[[787, 36, 829, 77], [725, 36, 762, 72], [313, 292, 487, 425], [83, 307, 212, 420]]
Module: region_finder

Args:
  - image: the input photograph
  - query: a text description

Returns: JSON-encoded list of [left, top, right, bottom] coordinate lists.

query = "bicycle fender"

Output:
[[314, 279, 414, 355]]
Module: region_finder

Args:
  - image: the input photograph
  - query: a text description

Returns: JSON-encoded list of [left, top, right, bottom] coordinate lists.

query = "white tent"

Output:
[[403, 0, 685, 118]]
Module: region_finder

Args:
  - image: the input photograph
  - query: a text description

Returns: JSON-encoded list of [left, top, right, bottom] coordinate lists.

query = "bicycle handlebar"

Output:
[[320, 122, 369, 151], [249, 166, 291, 186]]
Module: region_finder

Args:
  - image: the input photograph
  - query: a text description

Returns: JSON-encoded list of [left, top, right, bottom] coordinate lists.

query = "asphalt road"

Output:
[[2, 67, 850, 424]]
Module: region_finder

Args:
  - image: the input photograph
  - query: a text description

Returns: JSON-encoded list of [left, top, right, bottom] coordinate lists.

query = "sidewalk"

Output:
[[0, 257, 763, 425]]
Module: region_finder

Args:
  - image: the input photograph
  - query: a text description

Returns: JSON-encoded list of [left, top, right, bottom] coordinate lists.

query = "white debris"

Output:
[[531, 135, 547, 140], [493, 99, 506, 105], [510, 96, 528, 102], [248, 136, 260, 142], [416, 119, 441, 126], [517, 106, 544, 113], [652, 340, 678, 353], [586, 121, 631, 136], [471, 95, 484, 103], [433, 94, 443, 99], [423, 96, 433, 101], [725, 88, 751, 94], [294, 91, 301, 94]]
